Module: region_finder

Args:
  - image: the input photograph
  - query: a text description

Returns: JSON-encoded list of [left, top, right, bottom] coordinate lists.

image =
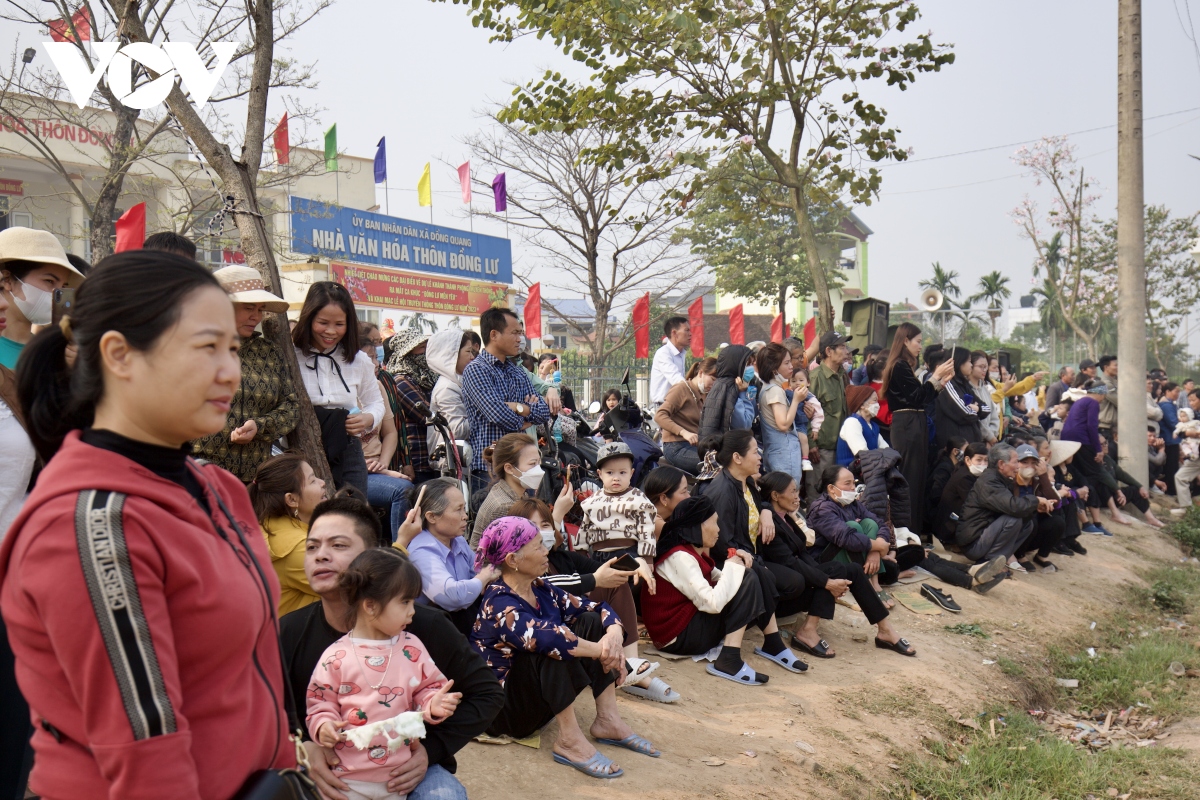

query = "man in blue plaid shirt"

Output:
[[462, 307, 550, 492]]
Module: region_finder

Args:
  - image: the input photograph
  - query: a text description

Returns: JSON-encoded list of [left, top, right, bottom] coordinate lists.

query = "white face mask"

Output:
[[1019, 466, 1037, 480], [832, 488, 856, 505], [989, 371, 1000, 382], [12, 279, 53, 325], [862, 402, 880, 418], [539, 526, 557, 550], [514, 464, 544, 491], [968, 463, 987, 476]]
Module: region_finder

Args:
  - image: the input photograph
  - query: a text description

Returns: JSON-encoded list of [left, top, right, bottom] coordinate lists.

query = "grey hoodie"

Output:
[[426, 328, 470, 452]]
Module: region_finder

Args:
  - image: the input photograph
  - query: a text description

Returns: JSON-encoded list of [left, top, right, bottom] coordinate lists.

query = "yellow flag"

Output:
[[417, 162, 432, 207]]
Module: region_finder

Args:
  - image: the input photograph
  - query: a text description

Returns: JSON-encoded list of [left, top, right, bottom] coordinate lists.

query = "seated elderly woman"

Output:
[[809, 464, 1007, 626], [755, 471, 912, 658], [408, 477, 500, 635], [507, 496, 681, 704], [472, 516, 660, 779], [643, 495, 807, 685]]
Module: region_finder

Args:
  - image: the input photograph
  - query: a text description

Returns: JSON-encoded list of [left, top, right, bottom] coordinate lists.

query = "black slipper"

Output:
[[973, 573, 1008, 594], [875, 636, 917, 657], [792, 635, 836, 659], [1051, 544, 1075, 557], [920, 583, 962, 613]]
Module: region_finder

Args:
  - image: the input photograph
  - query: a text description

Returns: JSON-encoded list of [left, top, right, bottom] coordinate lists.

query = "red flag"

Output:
[[728, 304, 745, 345], [273, 113, 290, 166], [688, 297, 705, 358], [115, 203, 146, 253], [771, 314, 791, 343], [524, 283, 542, 341], [49, 8, 91, 42], [633, 293, 650, 358], [803, 316, 817, 349]]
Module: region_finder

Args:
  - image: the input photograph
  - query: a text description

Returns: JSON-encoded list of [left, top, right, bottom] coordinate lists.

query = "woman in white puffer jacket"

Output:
[[426, 327, 481, 454]]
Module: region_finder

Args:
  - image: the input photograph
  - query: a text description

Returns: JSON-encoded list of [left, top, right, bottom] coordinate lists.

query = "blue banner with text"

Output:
[[290, 197, 512, 284]]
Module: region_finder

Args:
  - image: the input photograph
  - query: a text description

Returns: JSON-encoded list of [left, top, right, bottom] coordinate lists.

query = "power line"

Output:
[[879, 106, 1200, 167]]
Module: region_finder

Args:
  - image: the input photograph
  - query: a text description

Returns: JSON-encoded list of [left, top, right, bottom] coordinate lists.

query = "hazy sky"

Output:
[[278, 0, 1197, 302]]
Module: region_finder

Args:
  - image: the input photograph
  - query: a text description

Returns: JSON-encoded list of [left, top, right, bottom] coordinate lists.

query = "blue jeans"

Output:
[[409, 764, 467, 800], [367, 472, 414, 543], [662, 440, 701, 475], [342, 437, 369, 496]]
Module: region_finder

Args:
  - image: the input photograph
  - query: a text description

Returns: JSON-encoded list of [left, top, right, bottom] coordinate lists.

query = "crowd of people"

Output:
[[0, 230, 1190, 798]]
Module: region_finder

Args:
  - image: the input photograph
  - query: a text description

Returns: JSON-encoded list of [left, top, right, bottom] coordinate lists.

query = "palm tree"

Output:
[[397, 312, 438, 334], [918, 261, 962, 302], [969, 271, 1013, 340]]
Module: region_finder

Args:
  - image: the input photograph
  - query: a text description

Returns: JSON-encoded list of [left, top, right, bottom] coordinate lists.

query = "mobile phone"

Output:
[[611, 553, 640, 572], [52, 287, 76, 326]]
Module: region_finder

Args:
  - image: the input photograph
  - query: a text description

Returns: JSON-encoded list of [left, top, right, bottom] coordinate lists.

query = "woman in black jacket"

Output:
[[925, 437, 967, 537], [755, 471, 905, 659], [881, 323, 955, 532], [698, 345, 753, 440], [934, 442, 989, 547], [934, 347, 989, 449]]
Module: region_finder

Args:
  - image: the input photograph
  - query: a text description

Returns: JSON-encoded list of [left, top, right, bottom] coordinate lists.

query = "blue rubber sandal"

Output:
[[552, 750, 624, 779], [705, 661, 768, 686], [596, 733, 662, 758], [753, 646, 809, 673]]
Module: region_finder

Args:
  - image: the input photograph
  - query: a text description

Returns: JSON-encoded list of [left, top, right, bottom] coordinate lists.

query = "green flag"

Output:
[[324, 124, 337, 172]]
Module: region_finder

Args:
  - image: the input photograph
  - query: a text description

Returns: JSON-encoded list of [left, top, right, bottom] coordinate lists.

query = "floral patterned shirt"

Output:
[[470, 578, 618, 685]]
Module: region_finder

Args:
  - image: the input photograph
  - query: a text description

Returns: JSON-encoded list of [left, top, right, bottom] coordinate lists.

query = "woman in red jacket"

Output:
[[1, 251, 295, 800]]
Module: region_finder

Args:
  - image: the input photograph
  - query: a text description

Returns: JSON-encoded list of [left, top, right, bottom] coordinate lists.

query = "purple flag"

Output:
[[492, 173, 507, 212], [373, 137, 386, 184]]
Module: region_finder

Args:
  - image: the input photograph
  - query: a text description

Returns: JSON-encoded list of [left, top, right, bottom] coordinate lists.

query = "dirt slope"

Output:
[[454, 520, 1186, 799]]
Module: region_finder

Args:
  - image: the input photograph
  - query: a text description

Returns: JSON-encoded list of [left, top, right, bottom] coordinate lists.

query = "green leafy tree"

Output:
[[445, 0, 955, 333], [969, 271, 1012, 340], [676, 150, 843, 330], [918, 262, 962, 303]]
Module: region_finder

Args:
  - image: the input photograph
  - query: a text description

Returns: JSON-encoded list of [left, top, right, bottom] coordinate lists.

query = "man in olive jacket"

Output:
[[957, 443, 1052, 563]]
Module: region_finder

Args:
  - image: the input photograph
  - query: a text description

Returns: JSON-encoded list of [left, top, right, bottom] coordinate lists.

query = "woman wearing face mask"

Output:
[[0, 228, 85, 370], [408, 477, 499, 634], [656, 356, 718, 476], [426, 328, 482, 453], [757, 343, 805, 482], [698, 345, 755, 439], [384, 328, 441, 484], [836, 386, 889, 466], [293, 281, 384, 495], [191, 266, 299, 483], [508, 497, 681, 704], [470, 432, 556, 547], [934, 347, 990, 448], [933, 442, 990, 548], [925, 437, 967, 536]]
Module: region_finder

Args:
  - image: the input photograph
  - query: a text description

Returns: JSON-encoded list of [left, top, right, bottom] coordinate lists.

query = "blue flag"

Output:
[[374, 137, 386, 184]]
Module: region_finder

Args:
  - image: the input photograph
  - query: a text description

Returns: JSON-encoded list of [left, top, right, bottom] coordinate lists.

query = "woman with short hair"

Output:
[[408, 477, 500, 634]]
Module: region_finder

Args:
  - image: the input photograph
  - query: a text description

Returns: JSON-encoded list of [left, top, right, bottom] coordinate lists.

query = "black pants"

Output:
[[761, 560, 807, 619], [917, 550, 974, 589], [891, 410, 928, 533], [1016, 510, 1065, 559], [1062, 502, 1082, 543], [796, 560, 890, 625], [487, 611, 617, 739], [0, 617, 33, 800], [1165, 444, 1181, 491], [1074, 446, 1109, 508], [660, 568, 772, 656], [1122, 490, 1150, 514]]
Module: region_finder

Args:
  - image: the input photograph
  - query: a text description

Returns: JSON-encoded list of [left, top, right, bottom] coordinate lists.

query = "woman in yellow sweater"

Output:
[[250, 452, 328, 615]]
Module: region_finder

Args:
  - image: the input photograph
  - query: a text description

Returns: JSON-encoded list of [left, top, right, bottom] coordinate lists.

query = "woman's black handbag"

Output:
[[235, 762, 321, 800]]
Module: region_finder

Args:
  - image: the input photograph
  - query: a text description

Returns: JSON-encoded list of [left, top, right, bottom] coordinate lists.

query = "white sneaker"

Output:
[[1170, 508, 1188, 517], [802, 459, 813, 472]]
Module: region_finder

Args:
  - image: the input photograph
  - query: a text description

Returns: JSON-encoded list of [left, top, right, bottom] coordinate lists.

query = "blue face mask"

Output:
[[375, 345, 385, 362], [742, 366, 756, 383]]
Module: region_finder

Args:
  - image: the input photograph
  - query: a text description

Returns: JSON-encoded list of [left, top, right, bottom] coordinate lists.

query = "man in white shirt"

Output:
[[650, 316, 691, 407]]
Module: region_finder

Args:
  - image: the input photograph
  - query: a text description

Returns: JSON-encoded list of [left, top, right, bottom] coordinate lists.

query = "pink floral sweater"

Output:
[[306, 631, 447, 782]]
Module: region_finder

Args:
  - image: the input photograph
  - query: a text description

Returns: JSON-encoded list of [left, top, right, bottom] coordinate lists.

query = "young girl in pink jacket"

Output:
[[307, 548, 461, 799]]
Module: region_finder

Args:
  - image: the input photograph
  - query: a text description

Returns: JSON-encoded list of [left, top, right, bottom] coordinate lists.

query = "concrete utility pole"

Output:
[[1117, 0, 1147, 483]]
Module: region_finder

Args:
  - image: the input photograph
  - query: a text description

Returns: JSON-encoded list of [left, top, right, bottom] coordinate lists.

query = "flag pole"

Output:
[[384, 177, 389, 215]]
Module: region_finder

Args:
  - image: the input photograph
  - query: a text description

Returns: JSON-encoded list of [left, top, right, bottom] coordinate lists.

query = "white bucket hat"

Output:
[[213, 265, 289, 313], [0, 227, 84, 286]]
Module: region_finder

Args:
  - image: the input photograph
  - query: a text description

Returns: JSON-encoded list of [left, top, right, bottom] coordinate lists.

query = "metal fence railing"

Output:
[[557, 354, 652, 411]]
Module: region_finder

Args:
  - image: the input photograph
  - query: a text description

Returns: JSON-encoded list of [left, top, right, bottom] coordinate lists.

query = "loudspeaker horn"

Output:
[[920, 288, 944, 311]]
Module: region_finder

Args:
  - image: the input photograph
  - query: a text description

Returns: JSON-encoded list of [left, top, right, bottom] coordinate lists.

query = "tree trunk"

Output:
[[89, 107, 140, 261], [778, 282, 787, 338], [791, 189, 833, 333], [123, 3, 334, 486]]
